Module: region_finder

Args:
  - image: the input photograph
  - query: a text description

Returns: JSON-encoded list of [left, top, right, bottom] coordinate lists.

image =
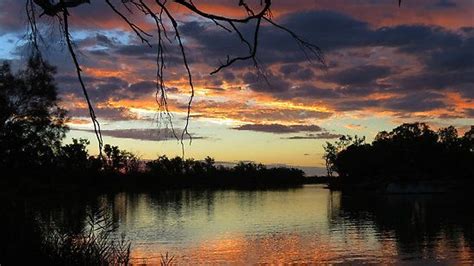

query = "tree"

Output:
[[203, 156, 216, 173], [438, 126, 459, 151], [59, 138, 90, 170], [323, 142, 337, 177], [0, 56, 68, 171], [103, 144, 139, 173], [325, 123, 474, 184]]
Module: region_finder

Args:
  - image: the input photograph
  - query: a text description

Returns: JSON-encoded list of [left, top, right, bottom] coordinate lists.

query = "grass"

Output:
[[37, 208, 131, 265]]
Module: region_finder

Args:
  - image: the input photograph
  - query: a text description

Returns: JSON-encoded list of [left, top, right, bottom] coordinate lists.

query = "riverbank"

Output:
[[327, 177, 474, 194]]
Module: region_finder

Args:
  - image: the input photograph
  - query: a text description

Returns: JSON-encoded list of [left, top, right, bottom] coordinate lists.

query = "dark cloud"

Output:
[[288, 85, 341, 99], [57, 75, 160, 102], [0, 0, 25, 34], [464, 109, 474, 117], [397, 69, 474, 92], [434, 0, 457, 8], [423, 36, 474, 71], [75, 128, 205, 141], [280, 11, 373, 51], [88, 49, 110, 56], [174, 10, 472, 111], [95, 33, 116, 47], [129, 81, 155, 94], [69, 106, 138, 121], [223, 71, 236, 81], [376, 25, 461, 53], [57, 75, 129, 102], [114, 44, 155, 56], [22, 9, 471, 116], [279, 64, 314, 80], [334, 99, 381, 111], [232, 123, 322, 134], [323, 65, 391, 86], [383, 91, 447, 112], [112, 42, 197, 66], [332, 91, 448, 113], [2, 2, 471, 122], [242, 71, 291, 93]]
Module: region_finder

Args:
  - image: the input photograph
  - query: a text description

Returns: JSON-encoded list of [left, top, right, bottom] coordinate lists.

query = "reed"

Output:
[[38, 208, 131, 265]]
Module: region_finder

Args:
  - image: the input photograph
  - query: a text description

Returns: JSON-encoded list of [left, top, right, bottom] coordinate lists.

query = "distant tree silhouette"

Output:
[[103, 144, 140, 174], [58, 138, 105, 177], [324, 123, 474, 186], [143, 155, 305, 189], [0, 56, 68, 172]]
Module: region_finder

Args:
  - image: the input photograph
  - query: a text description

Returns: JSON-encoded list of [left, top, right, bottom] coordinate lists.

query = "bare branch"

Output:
[[156, 1, 195, 155], [263, 17, 325, 66], [210, 17, 262, 75], [174, 0, 271, 23], [105, 0, 152, 47], [62, 9, 104, 154]]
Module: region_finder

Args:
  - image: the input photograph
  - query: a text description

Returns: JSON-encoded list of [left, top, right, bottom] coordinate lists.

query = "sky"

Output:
[[0, 0, 473, 174]]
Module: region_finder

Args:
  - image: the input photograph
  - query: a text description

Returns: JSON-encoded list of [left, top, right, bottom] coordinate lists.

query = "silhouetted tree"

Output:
[[103, 144, 139, 174], [323, 142, 337, 177], [59, 138, 90, 170], [324, 123, 474, 188], [0, 56, 68, 172]]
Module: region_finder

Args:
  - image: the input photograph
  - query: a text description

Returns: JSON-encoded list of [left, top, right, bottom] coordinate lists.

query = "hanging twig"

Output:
[[62, 8, 104, 155]]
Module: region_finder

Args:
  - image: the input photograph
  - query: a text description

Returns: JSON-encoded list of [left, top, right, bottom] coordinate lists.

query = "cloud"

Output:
[[287, 85, 341, 99], [189, 100, 333, 123], [346, 124, 366, 130], [323, 65, 392, 86], [464, 108, 474, 117], [232, 123, 323, 134], [2, 3, 472, 125], [434, 0, 457, 8], [279, 64, 314, 80], [68, 105, 139, 121], [242, 71, 291, 93], [284, 132, 343, 139], [75, 128, 206, 141], [129, 81, 156, 94], [383, 91, 447, 112]]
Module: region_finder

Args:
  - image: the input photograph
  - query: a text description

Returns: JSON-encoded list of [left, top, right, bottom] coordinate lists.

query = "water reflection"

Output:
[[43, 186, 474, 264], [332, 193, 474, 263]]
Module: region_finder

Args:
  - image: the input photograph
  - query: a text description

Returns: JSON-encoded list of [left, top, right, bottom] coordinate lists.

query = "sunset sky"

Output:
[[0, 0, 473, 174]]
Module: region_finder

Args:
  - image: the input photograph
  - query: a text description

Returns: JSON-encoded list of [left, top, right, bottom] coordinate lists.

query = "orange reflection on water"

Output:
[[104, 187, 474, 265], [129, 230, 401, 264]]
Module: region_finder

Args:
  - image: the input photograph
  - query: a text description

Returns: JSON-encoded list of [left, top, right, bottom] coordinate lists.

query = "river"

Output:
[[29, 184, 474, 264]]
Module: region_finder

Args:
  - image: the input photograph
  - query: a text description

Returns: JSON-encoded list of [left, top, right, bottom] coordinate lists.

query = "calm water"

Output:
[[48, 185, 474, 264]]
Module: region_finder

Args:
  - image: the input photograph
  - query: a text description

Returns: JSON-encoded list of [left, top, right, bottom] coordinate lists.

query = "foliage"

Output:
[[103, 144, 140, 174], [59, 138, 91, 170], [323, 135, 365, 177], [323, 123, 474, 183], [0, 56, 68, 171], [38, 208, 130, 265], [144, 155, 306, 189]]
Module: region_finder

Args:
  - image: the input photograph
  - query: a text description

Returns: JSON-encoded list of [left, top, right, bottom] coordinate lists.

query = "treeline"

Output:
[[3, 138, 306, 191], [324, 122, 474, 187], [0, 56, 306, 192]]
